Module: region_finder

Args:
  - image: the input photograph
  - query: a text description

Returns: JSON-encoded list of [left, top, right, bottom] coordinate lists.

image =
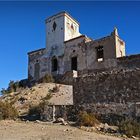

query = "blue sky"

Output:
[[0, 1, 140, 90]]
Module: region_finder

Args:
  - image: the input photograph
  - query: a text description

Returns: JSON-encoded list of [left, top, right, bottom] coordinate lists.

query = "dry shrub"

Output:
[[49, 85, 59, 93], [28, 94, 52, 119], [29, 101, 48, 116], [1, 80, 27, 95], [0, 101, 18, 120], [39, 74, 54, 83], [77, 111, 99, 127], [43, 93, 52, 101], [119, 119, 140, 138]]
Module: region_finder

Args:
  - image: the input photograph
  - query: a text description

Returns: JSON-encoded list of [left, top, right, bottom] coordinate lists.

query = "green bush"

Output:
[[77, 111, 99, 127], [0, 101, 18, 120], [119, 119, 140, 138]]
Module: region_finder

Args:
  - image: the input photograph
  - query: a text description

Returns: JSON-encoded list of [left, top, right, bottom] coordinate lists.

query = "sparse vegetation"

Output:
[[39, 74, 54, 83], [42, 93, 52, 101], [0, 101, 18, 120], [98, 114, 125, 126], [77, 111, 99, 127], [28, 94, 52, 120], [119, 119, 140, 138], [98, 114, 140, 138], [49, 85, 59, 93], [28, 101, 49, 120], [1, 80, 26, 95]]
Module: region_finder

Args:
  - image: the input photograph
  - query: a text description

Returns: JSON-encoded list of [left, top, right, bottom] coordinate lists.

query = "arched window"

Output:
[[52, 57, 58, 72]]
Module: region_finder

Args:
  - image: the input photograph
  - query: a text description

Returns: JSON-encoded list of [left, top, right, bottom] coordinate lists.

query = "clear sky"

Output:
[[0, 1, 140, 90]]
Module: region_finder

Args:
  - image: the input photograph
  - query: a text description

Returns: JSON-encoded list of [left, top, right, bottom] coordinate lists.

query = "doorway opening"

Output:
[[34, 62, 40, 80], [52, 57, 58, 72], [71, 57, 77, 71]]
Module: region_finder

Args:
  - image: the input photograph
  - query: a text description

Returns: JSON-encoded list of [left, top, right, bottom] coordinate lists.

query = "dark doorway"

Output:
[[71, 57, 77, 70], [52, 57, 58, 72], [34, 63, 40, 80]]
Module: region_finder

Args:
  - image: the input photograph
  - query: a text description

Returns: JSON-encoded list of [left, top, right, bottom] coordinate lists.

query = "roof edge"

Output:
[[45, 11, 80, 25], [64, 35, 86, 43], [28, 48, 45, 55]]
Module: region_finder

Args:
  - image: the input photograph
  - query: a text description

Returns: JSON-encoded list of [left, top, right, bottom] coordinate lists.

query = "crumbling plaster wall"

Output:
[[64, 14, 80, 41], [115, 35, 126, 58], [64, 34, 118, 73], [28, 49, 46, 81], [28, 30, 126, 81], [63, 36, 87, 72], [86, 35, 117, 70], [45, 12, 81, 57], [46, 13, 65, 56]]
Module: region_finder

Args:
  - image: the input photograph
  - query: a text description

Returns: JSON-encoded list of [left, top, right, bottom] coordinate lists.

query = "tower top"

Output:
[[111, 27, 119, 36], [45, 11, 80, 25], [114, 27, 119, 36]]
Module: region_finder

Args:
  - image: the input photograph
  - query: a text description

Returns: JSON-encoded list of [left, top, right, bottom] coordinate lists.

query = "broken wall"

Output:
[[28, 49, 46, 81], [64, 34, 118, 73]]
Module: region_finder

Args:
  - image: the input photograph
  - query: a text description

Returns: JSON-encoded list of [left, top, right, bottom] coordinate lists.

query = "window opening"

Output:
[[96, 46, 104, 62]]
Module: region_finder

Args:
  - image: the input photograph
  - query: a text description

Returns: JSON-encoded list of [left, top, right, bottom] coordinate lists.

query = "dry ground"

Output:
[[0, 120, 131, 140]]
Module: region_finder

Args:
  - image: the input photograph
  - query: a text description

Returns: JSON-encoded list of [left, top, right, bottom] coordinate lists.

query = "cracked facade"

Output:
[[28, 11, 125, 81]]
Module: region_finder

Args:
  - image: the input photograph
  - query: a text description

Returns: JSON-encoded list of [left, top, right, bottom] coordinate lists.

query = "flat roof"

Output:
[[64, 35, 86, 43], [28, 48, 45, 55], [45, 11, 80, 25]]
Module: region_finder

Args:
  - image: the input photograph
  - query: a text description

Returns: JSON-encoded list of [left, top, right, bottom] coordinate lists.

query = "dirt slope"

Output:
[[0, 120, 131, 140]]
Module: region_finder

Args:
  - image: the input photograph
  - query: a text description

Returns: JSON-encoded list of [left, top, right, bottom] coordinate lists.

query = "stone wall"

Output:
[[117, 54, 140, 69], [71, 68, 140, 118]]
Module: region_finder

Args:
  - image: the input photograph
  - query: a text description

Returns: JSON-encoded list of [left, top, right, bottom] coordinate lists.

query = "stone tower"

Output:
[[45, 11, 81, 57]]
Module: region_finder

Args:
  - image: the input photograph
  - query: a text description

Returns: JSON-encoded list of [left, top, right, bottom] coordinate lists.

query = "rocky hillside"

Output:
[[0, 83, 73, 116]]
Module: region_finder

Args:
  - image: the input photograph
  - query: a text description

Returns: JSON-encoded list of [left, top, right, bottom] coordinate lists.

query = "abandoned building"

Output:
[[4, 11, 138, 120], [28, 11, 125, 81]]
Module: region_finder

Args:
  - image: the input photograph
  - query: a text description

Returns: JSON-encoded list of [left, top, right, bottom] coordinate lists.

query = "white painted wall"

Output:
[[115, 36, 126, 58], [46, 14, 64, 56], [45, 12, 81, 57], [64, 14, 81, 41]]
